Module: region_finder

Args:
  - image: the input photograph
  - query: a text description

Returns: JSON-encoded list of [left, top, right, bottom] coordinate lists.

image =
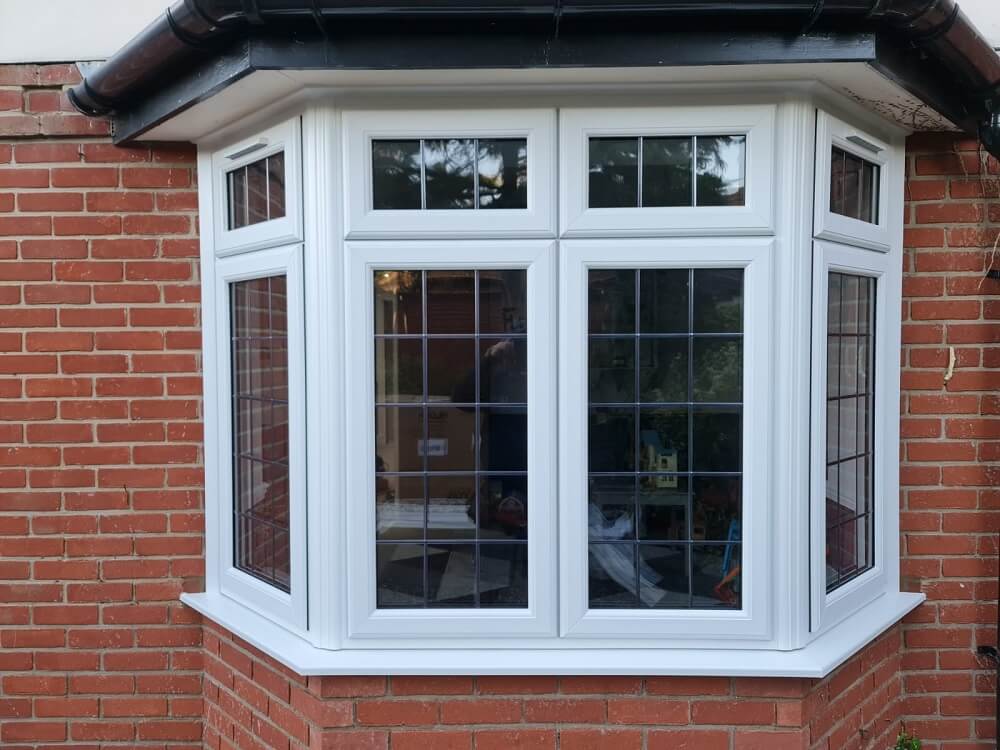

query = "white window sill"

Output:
[[181, 590, 923, 678]]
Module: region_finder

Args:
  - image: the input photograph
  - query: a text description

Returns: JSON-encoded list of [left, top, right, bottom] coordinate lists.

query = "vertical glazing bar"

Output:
[[421, 271, 430, 607], [265, 157, 271, 223], [473, 270, 481, 607], [473, 139, 480, 211], [419, 140, 427, 211], [835, 273, 845, 586], [633, 269, 642, 600], [637, 136, 644, 208], [691, 137, 698, 207], [686, 269, 695, 608]]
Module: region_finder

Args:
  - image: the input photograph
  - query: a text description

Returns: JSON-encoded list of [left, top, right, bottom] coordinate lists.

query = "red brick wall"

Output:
[[0, 63, 997, 749], [203, 621, 901, 750], [0, 64, 204, 747], [900, 132, 999, 749]]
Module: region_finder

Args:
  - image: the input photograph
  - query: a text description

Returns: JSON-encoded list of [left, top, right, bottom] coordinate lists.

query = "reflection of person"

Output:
[[449, 338, 527, 537]]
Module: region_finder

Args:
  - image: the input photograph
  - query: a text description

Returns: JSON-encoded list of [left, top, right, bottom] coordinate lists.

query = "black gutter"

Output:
[[68, 0, 1000, 154]]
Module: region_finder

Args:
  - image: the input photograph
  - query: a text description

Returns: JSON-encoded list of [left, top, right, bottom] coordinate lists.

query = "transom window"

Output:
[[372, 139, 528, 211], [588, 135, 746, 208]]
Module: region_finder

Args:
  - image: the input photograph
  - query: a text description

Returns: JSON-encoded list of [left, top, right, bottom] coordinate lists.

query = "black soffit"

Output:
[[67, 1, 1000, 151]]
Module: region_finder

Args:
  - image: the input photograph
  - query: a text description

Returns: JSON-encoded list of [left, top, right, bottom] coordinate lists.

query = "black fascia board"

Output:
[[113, 28, 884, 143], [870, 33, 979, 132]]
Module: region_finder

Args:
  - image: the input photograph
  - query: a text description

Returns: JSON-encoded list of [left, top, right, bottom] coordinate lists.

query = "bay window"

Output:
[[187, 93, 921, 676]]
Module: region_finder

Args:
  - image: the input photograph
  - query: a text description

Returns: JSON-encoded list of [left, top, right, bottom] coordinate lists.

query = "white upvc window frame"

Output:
[[343, 109, 557, 240], [809, 239, 899, 634], [343, 239, 559, 642], [813, 111, 892, 253], [213, 243, 309, 632], [559, 238, 774, 641], [187, 90, 923, 676], [212, 117, 304, 256], [559, 104, 776, 238]]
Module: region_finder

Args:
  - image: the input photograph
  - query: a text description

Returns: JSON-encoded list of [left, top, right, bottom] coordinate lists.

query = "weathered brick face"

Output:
[[202, 621, 901, 750], [0, 64, 204, 747], [900, 132, 999, 748], [0, 64, 996, 749]]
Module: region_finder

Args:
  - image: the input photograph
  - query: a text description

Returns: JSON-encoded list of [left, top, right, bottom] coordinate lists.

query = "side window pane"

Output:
[[830, 146, 880, 224], [232, 275, 290, 592], [227, 152, 287, 230], [588, 268, 744, 610], [825, 272, 876, 592], [372, 138, 528, 211], [374, 269, 529, 608]]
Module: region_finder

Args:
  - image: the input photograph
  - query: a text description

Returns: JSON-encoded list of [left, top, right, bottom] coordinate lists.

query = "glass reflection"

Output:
[[639, 338, 687, 403], [638, 476, 688, 541], [372, 140, 422, 210], [642, 137, 693, 207], [374, 271, 422, 335], [830, 146, 879, 224], [427, 270, 475, 334], [589, 138, 639, 208], [428, 544, 476, 606], [589, 475, 636, 541], [375, 338, 422, 403], [479, 544, 528, 606], [693, 269, 743, 333], [377, 543, 425, 606], [373, 268, 530, 608], [586, 267, 745, 610], [480, 338, 527, 404], [479, 475, 528, 540], [825, 272, 875, 592], [696, 135, 746, 206], [478, 139, 528, 209], [231, 274, 291, 593], [479, 270, 527, 335], [376, 475, 424, 540], [589, 269, 636, 334], [424, 139, 476, 210], [590, 337, 636, 404], [693, 337, 742, 402], [428, 474, 476, 540], [246, 157, 269, 225], [639, 269, 689, 334]]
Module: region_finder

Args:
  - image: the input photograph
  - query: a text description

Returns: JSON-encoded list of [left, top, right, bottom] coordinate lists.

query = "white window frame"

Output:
[[343, 239, 558, 641], [813, 112, 892, 253], [559, 238, 773, 641], [213, 244, 309, 632], [212, 117, 303, 256], [559, 105, 776, 238], [342, 109, 557, 240], [187, 92, 924, 675], [809, 239, 898, 634]]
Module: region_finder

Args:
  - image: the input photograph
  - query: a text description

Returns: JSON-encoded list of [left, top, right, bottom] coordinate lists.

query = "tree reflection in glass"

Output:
[[371, 138, 527, 211]]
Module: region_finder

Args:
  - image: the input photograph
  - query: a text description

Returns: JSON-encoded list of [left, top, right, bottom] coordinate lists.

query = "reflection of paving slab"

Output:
[[377, 502, 476, 535], [430, 546, 512, 599]]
